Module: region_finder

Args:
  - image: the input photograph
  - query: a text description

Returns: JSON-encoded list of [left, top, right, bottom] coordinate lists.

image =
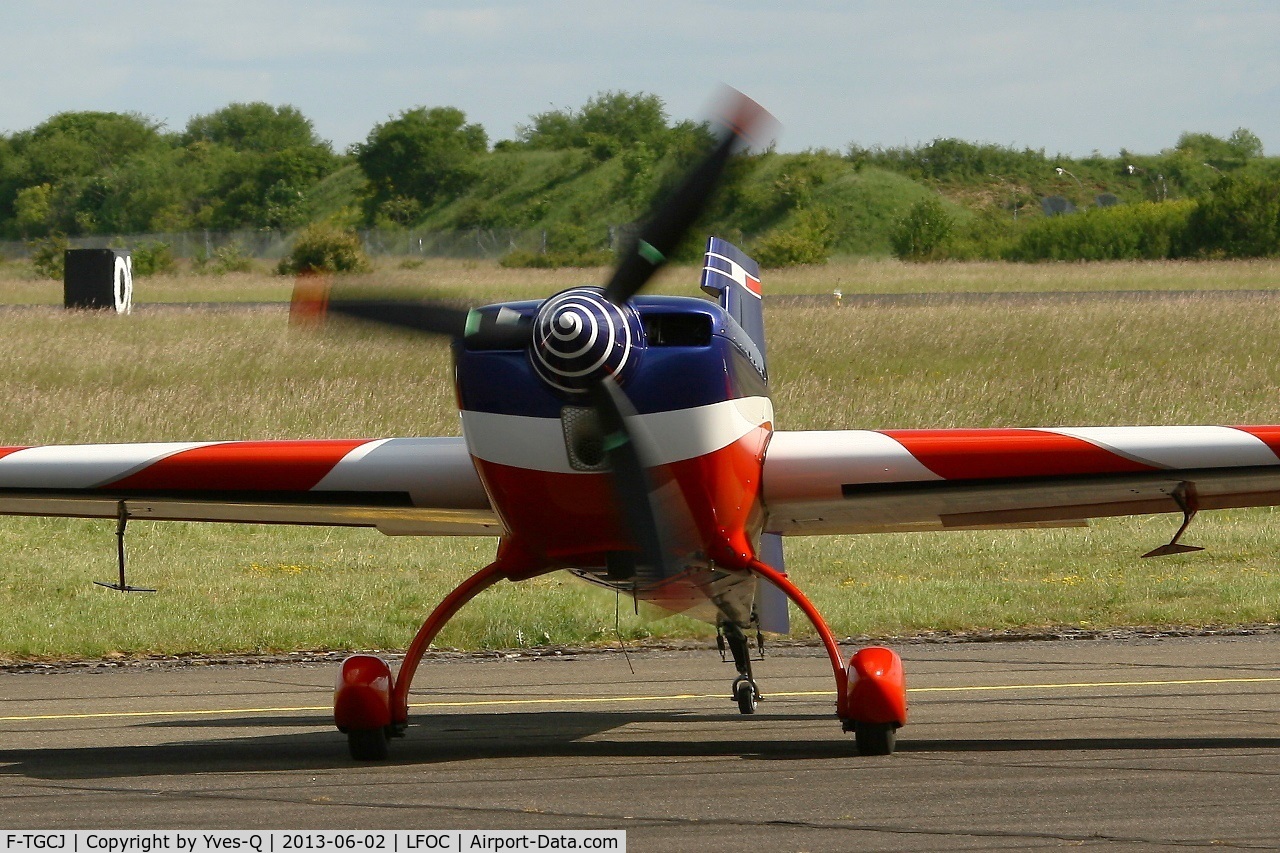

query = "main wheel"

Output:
[[347, 727, 389, 761], [733, 678, 758, 715], [854, 721, 896, 756]]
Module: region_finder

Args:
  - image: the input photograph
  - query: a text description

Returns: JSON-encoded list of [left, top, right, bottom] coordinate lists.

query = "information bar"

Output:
[[1, 833, 624, 853]]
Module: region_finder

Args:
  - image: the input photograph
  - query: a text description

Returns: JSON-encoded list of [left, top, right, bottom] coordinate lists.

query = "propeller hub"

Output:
[[530, 287, 645, 394]]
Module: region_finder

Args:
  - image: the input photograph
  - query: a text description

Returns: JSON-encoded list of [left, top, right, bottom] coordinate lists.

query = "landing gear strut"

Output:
[[719, 622, 761, 714], [742, 558, 908, 755], [332, 539, 547, 761], [332, 542, 909, 759]]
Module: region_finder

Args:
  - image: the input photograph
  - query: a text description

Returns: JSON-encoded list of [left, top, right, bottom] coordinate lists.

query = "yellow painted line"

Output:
[[1, 676, 1277, 723], [414, 692, 715, 708], [909, 676, 1280, 694], [0, 705, 332, 722], [0, 695, 720, 722]]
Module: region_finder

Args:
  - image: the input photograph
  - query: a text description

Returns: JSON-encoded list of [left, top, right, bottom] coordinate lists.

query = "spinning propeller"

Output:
[[293, 89, 773, 582]]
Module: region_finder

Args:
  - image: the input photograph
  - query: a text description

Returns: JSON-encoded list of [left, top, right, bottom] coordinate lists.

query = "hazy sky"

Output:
[[3, 1, 1278, 157]]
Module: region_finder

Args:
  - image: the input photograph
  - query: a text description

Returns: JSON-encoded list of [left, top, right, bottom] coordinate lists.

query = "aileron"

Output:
[[765, 429, 1280, 536], [0, 436, 500, 535]]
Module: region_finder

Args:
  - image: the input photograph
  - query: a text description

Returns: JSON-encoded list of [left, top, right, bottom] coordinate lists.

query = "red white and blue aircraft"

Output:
[[4, 92, 1280, 760]]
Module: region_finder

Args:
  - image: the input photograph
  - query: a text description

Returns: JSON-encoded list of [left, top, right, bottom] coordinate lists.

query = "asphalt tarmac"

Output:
[[1, 635, 1278, 851]]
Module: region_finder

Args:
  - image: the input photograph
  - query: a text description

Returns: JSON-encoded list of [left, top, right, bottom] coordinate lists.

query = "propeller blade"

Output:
[[589, 375, 669, 581], [290, 275, 534, 348], [331, 299, 537, 349], [603, 90, 775, 305], [328, 299, 472, 338], [288, 272, 332, 327]]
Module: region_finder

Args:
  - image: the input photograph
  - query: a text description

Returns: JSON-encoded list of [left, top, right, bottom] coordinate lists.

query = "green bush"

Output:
[[28, 233, 69, 279], [130, 241, 177, 276], [849, 138, 1051, 183], [277, 224, 370, 274], [1007, 200, 1194, 261], [890, 197, 952, 261], [194, 242, 255, 275], [1181, 173, 1280, 258], [944, 209, 1020, 260], [751, 208, 833, 267]]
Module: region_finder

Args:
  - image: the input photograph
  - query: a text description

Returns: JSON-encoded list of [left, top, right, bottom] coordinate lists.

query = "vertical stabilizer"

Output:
[[700, 237, 767, 369], [756, 532, 790, 634]]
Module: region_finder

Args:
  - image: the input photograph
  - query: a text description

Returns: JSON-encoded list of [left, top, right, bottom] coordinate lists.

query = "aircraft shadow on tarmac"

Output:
[[2, 709, 1279, 780], [0, 709, 851, 779]]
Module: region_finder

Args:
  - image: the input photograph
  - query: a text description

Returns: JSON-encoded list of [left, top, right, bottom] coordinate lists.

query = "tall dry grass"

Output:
[[765, 257, 1280, 294], [769, 296, 1280, 430], [0, 310, 458, 444]]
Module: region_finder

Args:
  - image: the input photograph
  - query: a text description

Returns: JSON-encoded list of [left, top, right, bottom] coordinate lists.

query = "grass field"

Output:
[[5, 255, 1280, 305], [1, 259, 1279, 659]]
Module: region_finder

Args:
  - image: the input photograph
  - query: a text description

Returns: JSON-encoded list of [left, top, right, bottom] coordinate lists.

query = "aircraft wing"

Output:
[[762, 427, 1280, 536], [0, 438, 502, 536]]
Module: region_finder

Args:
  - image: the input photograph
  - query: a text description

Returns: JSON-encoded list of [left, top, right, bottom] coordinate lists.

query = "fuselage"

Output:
[[454, 294, 773, 611]]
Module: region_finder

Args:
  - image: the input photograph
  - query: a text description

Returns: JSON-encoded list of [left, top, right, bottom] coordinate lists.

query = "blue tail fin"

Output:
[[756, 532, 789, 634], [700, 237, 767, 370]]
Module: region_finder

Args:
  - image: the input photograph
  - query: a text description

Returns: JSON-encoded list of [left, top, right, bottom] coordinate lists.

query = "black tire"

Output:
[[348, 727, 389, 761], [734, 679, 757, 715], [854, 721, 896, 756]]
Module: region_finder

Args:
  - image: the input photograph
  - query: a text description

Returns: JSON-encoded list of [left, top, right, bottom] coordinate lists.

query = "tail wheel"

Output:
[[347, 727, 389, 761], [733, 677, 758, 715], [854, 721, 897, 756]]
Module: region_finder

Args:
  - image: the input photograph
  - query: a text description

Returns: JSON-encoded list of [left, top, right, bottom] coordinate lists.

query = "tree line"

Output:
[[0, 92, 712, 240], [2, 92, 1277, 266]]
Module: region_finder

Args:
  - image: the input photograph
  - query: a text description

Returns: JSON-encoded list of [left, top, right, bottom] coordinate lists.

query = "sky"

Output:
[[2, 1, 1279, 158]]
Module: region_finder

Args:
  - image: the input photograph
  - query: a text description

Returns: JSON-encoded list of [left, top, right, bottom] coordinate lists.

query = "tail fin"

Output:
[[756, 532, 790, 634], [700, 237, 767, 369]]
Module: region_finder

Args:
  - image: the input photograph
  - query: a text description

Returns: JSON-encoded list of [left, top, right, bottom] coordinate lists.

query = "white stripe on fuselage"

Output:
[[460, 397, 774, 474]]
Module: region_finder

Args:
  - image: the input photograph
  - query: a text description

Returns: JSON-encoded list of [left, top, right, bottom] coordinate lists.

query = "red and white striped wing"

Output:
[[763, 426, 1280, 535], [0, 438, 500, 536]]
